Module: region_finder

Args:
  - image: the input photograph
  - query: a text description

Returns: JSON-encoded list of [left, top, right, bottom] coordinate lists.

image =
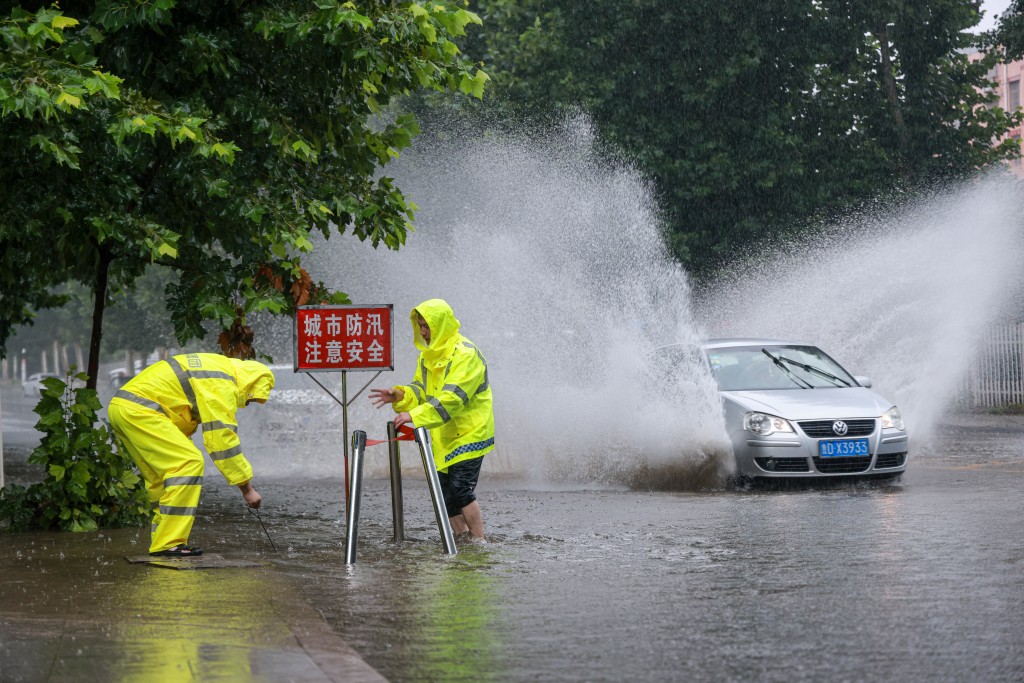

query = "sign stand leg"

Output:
[[387, 421, 405, 542], [344, 430, 367, 564], [414, 427, 457, 555], [342, 370, 349, 511]]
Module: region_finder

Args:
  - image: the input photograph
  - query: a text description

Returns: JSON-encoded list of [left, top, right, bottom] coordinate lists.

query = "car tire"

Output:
[[728, 474, 754, 490]]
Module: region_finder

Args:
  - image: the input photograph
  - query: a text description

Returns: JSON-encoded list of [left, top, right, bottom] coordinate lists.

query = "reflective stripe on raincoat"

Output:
[[109, 353, 275, 486], [392, 299, 494, 472]]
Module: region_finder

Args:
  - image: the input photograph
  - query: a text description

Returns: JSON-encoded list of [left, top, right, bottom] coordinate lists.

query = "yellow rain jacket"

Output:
[[392, 299, 495, 472], [110, 353, 275, 486], [108, 353, 274, 553]]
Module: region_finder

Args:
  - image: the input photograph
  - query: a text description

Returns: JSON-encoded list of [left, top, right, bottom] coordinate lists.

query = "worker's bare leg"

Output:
[[453, 500, 484, 539]]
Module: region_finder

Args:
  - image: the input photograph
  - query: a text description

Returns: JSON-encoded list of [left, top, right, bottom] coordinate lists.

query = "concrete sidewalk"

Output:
[[1, 382, 387, 683], [0, 526, 386, 683]]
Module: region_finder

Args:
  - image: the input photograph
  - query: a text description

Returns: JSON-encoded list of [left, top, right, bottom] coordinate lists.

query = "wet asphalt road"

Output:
[[3, 386, 1023, 682], [207, 419, 1023, 683]]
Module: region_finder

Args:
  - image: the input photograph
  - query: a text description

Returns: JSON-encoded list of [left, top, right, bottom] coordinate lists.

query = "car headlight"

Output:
[[743, 412, 794, 436], [881, 406, 905, 431]]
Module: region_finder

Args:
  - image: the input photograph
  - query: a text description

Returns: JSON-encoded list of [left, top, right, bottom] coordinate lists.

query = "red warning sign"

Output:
[[293, 305, 394, 372]]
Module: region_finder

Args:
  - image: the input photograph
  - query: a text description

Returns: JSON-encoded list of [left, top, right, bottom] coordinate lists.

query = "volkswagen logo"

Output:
[[832, 420, 849, 436]]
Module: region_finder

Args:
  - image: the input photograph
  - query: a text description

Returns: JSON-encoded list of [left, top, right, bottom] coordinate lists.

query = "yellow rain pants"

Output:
[[108, 400, 204, 552]]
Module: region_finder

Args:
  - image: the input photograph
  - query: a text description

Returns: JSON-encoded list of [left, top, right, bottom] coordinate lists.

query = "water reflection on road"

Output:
[[197, 423, 1024, 683], [5, 383, 1022, 682]]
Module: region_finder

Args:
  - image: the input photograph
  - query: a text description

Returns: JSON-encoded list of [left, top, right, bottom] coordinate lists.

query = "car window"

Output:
[[706, 345, 857, 391]]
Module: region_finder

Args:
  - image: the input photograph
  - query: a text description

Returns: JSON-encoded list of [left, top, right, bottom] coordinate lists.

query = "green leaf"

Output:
[[470, 69, 490, 99], [51, 15, 79, 29], [72, 462, 92, 486], [55, 91, 82, 108]]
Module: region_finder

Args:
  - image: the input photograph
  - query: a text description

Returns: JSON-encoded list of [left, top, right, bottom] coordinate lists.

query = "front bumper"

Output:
[[730, 426, 909, 478]]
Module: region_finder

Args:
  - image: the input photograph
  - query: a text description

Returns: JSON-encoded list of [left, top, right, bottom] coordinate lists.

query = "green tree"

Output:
[[467, 0, 1020, 273], [985, 0, 1024, 58], [0, 1, 488, 387], [0, 372, 150, 531]]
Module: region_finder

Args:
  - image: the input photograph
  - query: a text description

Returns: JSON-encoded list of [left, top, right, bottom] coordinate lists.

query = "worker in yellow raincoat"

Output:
[[107, 353, 275, 556], [370, 299, 494, 540]]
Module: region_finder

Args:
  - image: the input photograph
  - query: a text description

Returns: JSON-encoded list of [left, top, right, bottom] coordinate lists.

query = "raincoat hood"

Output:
[[232, 359, 275, 407], [412, 299, 461, 362]]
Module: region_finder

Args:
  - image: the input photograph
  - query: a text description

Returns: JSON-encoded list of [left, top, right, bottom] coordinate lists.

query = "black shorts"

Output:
[[438, 456, 483, 517]]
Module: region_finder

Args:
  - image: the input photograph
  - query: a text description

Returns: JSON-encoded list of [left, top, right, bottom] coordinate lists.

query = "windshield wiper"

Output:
[[775, 354, 852, 387], [761, 349, 814, 389]]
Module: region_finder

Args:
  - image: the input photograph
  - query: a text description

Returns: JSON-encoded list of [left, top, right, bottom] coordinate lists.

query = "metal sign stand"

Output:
[[344, 430, 367, 565], [305, 370, 381, 509], [387, 422, 405, 542], [344, 425, 456, 564], [414, 427, 458, 555], [293, 303, 395, 514]]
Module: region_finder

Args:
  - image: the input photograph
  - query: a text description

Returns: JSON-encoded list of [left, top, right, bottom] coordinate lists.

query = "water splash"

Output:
[[697, 174, 1024, 444], [245, 120, 1023, 488], [247, 115, 731, 487]]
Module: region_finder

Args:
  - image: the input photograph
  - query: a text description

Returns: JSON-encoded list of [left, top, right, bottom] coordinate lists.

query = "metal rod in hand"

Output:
[[248, 507, 277, 552], [344, 430, 367, 565], [414, 426, 457, 555], [387, 421, 405, 542]]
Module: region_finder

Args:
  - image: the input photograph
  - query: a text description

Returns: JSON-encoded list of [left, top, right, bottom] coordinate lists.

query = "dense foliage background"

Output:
[[462, 0, 1023, 274], [3, 0, 1024, 376]]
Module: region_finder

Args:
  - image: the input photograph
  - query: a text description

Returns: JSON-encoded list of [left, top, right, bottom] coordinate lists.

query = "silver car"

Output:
[[659, 338, 909, 480]]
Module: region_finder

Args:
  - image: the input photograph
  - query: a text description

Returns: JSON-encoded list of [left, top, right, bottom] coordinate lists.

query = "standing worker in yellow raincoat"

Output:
[[108, 353, 275, 556], [370, 299, 494, 540]]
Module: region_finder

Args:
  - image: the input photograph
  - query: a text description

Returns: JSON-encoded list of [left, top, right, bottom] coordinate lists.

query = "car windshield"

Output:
[[706, 345, 858, 391]]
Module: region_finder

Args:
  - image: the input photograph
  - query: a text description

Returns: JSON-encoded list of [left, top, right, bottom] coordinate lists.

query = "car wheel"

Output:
[[727, 473, 754, 490]]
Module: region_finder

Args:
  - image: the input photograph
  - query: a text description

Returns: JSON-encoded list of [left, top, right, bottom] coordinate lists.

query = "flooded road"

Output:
[[194, 420, 1024, 683], [3, 380, 1022, 681]]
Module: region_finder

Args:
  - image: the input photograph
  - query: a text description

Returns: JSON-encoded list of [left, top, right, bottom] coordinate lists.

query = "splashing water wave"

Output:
[[249, 116, 730, 488], [245, 119, 1023, 490]]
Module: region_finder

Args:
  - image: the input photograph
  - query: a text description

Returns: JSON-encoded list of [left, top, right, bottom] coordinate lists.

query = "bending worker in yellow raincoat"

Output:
[[370, 299, 494, 540], [108, 353, 275, 556]]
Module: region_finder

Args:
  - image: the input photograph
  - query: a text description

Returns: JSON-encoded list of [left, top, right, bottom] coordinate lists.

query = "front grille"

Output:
[[799, 419, 876, 438], [813, 455, 872, 474], [874, 452, 907, 469], [755, 457, 810, 473]]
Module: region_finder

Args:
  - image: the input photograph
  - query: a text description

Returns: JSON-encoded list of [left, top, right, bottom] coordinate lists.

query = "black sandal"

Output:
[[149, 545, 204, 557]]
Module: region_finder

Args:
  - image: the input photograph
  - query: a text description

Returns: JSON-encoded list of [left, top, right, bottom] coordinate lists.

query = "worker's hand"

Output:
[[393, 412, 413, 429], [244, 488, 262, 509], [239, 481, 262, 509], [369, 387, 404, 408]]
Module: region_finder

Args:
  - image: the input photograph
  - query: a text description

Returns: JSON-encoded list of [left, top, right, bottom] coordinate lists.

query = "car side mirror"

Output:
[[854, 375, 872, 388]]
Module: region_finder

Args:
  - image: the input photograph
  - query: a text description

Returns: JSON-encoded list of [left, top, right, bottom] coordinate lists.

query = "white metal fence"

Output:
[[960, 323, 1024, 409]]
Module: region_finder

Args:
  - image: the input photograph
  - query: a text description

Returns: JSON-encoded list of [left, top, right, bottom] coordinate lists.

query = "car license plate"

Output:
[[818, 438, 869, 457]]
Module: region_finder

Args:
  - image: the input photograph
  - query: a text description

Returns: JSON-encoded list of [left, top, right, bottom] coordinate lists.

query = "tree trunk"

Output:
[[87, 244, 114, 390], [877, 24, 910, 181]]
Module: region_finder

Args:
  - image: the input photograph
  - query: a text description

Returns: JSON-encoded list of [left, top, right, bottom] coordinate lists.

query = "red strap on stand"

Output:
[[364, 424, 416, 447]]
